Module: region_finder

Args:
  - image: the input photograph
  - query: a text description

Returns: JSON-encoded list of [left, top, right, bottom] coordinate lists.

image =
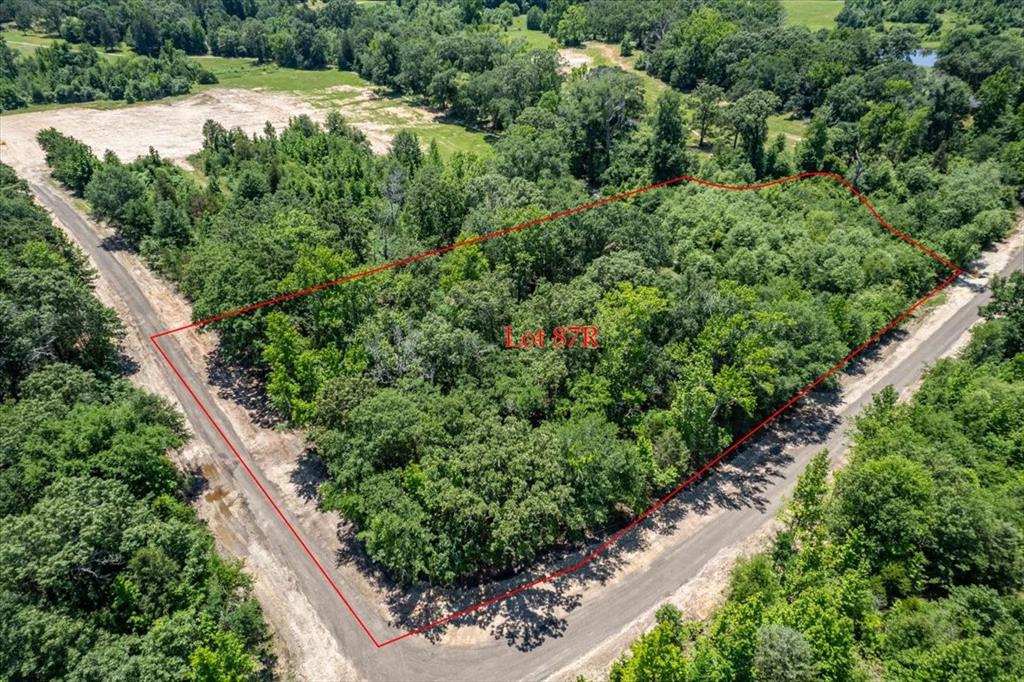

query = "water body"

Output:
[[909, 49, 937, 67]]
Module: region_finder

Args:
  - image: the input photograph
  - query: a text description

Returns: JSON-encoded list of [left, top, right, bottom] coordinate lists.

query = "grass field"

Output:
[[197, 57, 367, 91], [1, 29, 133, 58], [780, 1, 844, 30], [504, 15, 558, 50], [2, 29, 55, 55], [767, 114, 809, 148], [886, 11, 975, 48]]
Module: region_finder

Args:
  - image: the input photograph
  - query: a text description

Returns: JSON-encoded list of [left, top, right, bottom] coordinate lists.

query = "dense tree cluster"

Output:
[[0, 164, 271, 680], [38, 94, 1014, 586], [610, 295, 1024, 680], [32, 0, 1022, 588], [839, 0, 1024, 32], [514, 1, 1024, 183], [0, 38, 214, 111], [0, 165, 118, 398]]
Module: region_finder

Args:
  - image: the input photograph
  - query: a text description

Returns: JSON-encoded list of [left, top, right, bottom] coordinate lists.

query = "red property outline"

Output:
[[150, 171, 962, 648]]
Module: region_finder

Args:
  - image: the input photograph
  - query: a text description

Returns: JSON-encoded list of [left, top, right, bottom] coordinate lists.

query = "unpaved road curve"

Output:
[[29, 177, 1023, 681]]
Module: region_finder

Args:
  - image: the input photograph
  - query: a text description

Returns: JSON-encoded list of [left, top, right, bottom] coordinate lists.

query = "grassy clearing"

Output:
[[415, 124, 494, 158], [504, 14, 558, 50], [885, 11, 975, 49], [1, 29, 58, 55], [767, 114, 809, 149], [625, 58, 670, 103], [1, 29, 131, 58], [196, 57, 366, 91], [503, 14, 668, 104], [780, 1, 844, 30], [565, 42, 669, 105]]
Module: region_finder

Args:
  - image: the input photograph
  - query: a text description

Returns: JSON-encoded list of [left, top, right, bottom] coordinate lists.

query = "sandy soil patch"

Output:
[[558, 47, 594, 74], [2, 89, 322, 174], [0, 86, 416, 177]]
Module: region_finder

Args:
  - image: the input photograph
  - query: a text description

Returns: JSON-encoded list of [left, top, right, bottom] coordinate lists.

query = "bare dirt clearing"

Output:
[[0, 86, 453, 175], [1, 89, 322, 173], [558, 47, 595, 73]]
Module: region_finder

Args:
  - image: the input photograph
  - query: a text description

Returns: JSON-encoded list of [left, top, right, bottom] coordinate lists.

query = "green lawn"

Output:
[[503, 14, 558, 50], [1, 29, 132, 58], [781, 1, 844, 30], [1, 29, 57, 55], [767, 114, 809, 148], [415, 124, 494, 158], [196, 57, 367, 91]]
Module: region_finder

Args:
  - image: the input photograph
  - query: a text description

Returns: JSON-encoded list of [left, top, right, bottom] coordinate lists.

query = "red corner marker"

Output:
[[150, 171, 963, 648]]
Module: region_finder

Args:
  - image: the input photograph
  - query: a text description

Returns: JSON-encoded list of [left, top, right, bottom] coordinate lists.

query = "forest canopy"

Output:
[[27, 0, 1024, 588], [0, 39, 215, 111], [0, 164, 271, 681], [610, 286, 1024, 680], [37, 107, 1014, 586]]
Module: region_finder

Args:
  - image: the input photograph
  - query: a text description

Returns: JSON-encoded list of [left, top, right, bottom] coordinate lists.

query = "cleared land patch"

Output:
[[1, 84, 488, 171], [0, 32, 488, 157], [781, 0, 844, 30]]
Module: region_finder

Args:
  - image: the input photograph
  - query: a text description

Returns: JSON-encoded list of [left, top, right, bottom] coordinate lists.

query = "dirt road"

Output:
[[26, 173, 1023, 680]]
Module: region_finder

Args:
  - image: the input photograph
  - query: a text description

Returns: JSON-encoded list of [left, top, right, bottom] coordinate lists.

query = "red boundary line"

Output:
[[149, 171, 962, 649]]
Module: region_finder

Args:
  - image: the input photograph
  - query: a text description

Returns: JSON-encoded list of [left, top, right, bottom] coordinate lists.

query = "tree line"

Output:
[[7, 1, 1022, 184], [0, 39, 215, 111], [0, 163, 271, 680], [609, 278, 1024, 680], [839, 0, 1024, 33]]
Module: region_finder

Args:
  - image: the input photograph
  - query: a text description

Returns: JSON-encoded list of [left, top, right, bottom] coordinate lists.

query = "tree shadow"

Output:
[[326, 389, 843, 651], [205, 350, 284, 428], [117, 349, 139, 376], [290, 448, 329, 503], [182, 464, 209, 504], [99, 233, 133, 253]]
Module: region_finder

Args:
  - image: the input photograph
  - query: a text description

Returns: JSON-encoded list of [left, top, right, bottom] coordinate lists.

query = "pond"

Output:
[[909, 49, 937, 67]]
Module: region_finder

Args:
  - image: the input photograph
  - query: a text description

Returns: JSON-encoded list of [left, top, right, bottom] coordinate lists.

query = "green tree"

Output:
[[693, 83, 724, 148], [526, 6, 545, 31], [725, 90, 781, 178], [559, 67, 645, 183], [390, 130, 423, 172], [556, 5, 588, 47], [979, 272, 1024, 357], [591, 282, 669, 419], [788, 451, 830, 535], [189, 631, 257, 682], [833, 455, 938, 594], [650, 89, 689, 181], [129, 13, 161, 57], [752, 624, 815, 682], [36, 128, 95, 195], [609, 605, 689, 681], [649, 7, 736, 90], [795, 115, 829, 171]]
